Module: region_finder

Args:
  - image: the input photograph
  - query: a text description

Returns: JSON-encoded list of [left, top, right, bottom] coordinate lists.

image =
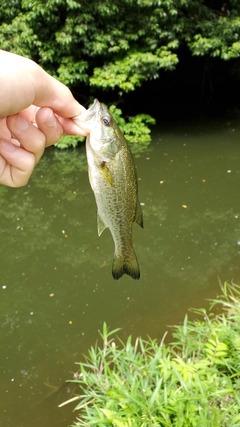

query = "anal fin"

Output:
[[97, 213, 108, 236], [135, 200, 144, 228]]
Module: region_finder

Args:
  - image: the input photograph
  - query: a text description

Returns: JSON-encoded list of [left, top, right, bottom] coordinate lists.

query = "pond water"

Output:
[[1, 117, 240, 427]]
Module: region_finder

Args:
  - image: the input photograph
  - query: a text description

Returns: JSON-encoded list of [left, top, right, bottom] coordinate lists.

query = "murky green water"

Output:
[[1, 118, 240, 427]]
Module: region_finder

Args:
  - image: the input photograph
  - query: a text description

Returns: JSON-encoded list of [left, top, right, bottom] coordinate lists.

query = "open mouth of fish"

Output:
[[73, 99, 100, 124]]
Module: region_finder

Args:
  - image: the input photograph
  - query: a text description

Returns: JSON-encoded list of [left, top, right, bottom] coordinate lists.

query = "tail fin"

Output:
[[112, 249, 140, 280]]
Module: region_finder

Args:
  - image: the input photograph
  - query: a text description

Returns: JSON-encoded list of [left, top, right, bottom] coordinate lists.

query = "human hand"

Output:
[[0, 49, 88, 187]]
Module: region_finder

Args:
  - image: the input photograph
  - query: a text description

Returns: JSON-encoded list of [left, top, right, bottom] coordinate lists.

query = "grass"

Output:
[[62, 282, 240, 426]]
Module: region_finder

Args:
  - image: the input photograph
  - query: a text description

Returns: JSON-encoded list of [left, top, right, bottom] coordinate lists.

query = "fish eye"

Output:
[[102, 116, 111, 126]]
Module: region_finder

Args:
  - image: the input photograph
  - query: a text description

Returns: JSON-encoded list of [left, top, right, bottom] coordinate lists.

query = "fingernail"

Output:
[[0, 141, 17, 152], [16, 115, 29, 131], [46, 113, 57, 127]]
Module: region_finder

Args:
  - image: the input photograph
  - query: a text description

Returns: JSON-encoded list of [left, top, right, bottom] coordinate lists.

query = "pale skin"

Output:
[[0, 49, 88, 187]]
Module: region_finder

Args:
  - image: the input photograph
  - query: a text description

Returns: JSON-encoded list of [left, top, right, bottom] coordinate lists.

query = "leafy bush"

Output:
[[61, 282, 240, 426], [55, 135, 85, 150]]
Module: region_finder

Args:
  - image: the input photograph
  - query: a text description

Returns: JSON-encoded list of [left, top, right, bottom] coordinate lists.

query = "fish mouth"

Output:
[[72, 99, 100, 125]]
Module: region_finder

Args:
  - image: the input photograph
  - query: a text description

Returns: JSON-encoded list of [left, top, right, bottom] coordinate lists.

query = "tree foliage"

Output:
[[1, 1, 240, 147], [1, 0, 240, 93]]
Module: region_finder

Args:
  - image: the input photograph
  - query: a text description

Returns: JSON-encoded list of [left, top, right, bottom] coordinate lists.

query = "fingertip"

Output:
[[6, 113, 29, 132], [35, 107, 63, 146], [35, 107, 57, 127], [0, 138, 35, 172], [0, 140, 17, 152]]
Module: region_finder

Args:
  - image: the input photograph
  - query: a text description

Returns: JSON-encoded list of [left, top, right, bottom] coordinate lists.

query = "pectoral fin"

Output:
[[97, 214, 108, 236], [134, 200, 144, 228], [99, 162, 114, 186]]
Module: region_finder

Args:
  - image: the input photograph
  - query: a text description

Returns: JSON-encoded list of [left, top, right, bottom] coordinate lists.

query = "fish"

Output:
[[73, 99, 143, 280]]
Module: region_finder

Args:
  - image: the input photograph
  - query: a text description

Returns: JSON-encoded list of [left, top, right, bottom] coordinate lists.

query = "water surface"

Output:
[[1, 118, 240, 426]]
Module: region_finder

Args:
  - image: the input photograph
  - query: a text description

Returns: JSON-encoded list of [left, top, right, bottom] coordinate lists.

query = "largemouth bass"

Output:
[[73, 99, 143, 280]]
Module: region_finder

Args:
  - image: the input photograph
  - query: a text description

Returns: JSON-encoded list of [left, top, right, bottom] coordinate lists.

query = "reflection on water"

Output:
[[1, 119, 240, 426]]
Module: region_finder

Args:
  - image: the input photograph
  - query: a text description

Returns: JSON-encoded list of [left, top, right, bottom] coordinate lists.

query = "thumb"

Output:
[[0, 50, 86, 119], [32, 71, 86, 118]]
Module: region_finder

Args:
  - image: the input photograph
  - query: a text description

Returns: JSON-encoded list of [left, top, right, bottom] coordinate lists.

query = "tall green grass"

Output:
[[62, 282, 240, 426]]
